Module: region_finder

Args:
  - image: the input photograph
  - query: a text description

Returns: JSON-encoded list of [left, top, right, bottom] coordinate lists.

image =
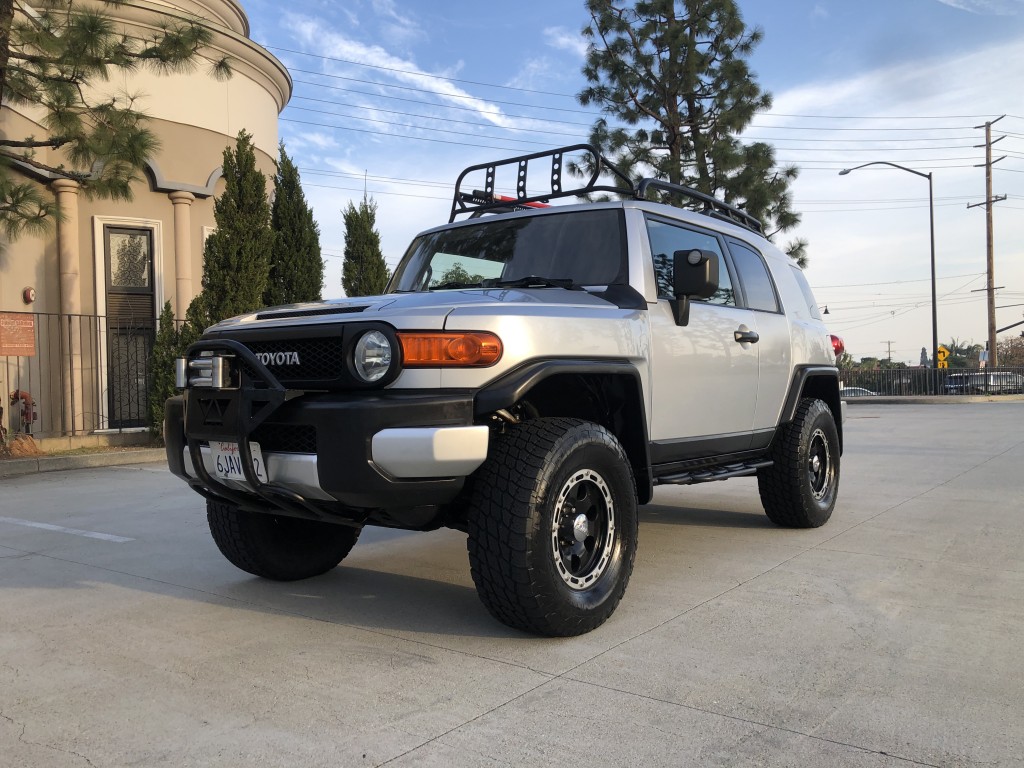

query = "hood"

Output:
[[205, 288, 622, 333]]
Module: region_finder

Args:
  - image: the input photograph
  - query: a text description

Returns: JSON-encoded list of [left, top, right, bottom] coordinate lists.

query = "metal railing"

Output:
[[841, 367, 1024, 397], [2, 312, 155, 439], [4, 311, 1020, 439]]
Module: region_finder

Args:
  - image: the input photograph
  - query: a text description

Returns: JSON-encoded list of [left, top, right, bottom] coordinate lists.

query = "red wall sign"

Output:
[[0, 313, 36, 357]]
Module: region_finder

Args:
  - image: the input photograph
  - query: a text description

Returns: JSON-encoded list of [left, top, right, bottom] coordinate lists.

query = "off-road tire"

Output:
[[207, 499, 361, 581], [758, 398, 840, 528], [465, 418, 638, 637]]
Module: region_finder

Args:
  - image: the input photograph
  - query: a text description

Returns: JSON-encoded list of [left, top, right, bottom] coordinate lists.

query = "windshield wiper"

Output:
[[428, 281, 484, 290], [482, 276, 581, 290]]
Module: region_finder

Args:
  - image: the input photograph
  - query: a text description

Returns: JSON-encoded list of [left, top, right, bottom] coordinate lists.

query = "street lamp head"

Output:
[[838, 169, 851, 176]]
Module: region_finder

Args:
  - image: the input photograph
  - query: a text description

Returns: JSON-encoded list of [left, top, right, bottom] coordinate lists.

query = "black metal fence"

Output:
[[841, 367, 1024, 397], [3, 311, 1022, 439], [2, 312, 154, 439]]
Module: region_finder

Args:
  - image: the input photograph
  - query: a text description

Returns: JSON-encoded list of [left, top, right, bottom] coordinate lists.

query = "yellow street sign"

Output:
[[937, 345, 950, 361], [937, 360, 949, 369]]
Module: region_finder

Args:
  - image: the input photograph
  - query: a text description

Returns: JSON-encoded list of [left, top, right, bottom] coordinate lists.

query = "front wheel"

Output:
[[758, 398, 840, 528], [465, 418, 638, 637], [207, 499, 361, 581]]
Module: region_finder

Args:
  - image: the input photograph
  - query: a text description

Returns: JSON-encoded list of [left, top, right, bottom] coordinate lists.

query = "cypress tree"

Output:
[[341, 194, 389, 297], [147, 301, 179, 437], [579, 0, 807, 264], [201, 130, 273, 322], [265, 143, 323, 306]]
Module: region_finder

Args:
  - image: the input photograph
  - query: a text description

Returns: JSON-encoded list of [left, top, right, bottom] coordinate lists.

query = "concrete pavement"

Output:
[[1, 403, 1022, 767]]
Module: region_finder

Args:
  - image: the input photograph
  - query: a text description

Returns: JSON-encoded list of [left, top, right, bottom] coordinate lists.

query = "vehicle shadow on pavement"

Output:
[[639, 504, 774, 529], [228, 565, 528, 639]]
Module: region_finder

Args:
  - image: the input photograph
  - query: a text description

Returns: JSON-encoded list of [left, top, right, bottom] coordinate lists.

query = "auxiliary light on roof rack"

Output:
[[449, 143, 763, 236]]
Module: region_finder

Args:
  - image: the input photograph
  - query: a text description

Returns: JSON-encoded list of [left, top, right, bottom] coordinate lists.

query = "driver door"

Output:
[[645, 216, 759, 460]]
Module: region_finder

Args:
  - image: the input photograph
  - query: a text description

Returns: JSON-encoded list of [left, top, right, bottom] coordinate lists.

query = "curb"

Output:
[[0, 448, 167, 479], [845, 395, 1024, 405]]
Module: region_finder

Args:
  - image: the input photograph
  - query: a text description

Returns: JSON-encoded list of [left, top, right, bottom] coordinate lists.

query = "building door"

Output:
[[104, 226, 155, 429]]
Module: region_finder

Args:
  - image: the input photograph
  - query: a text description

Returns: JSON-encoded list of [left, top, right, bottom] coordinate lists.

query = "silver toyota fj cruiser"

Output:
[[165, 145, 844, 636]]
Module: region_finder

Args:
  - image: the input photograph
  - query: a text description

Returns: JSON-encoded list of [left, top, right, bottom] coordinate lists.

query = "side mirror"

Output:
[[671, 249, 720, 325]]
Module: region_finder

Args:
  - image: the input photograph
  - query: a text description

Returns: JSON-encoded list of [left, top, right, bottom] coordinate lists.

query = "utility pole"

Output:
[[881, 340, 895, 363], [968, 115, 1007, 368]]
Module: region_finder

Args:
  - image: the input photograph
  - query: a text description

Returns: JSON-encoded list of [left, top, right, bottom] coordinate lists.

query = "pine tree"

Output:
[[578, 0, 807, 264], [0, 0, 230, 240], [147, 300, 179, 437], [341, 194, 388, 297], [264, 143, 323, 306], [200, 130, 273, 322]]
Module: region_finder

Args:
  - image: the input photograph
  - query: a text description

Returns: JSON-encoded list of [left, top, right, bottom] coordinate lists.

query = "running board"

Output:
[[656, 460, 773, 486]]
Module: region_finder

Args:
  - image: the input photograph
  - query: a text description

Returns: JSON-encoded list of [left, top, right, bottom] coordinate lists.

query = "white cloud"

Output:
[[289, 131, 340, 151], [283, 13, 521, 130], [370, 0, 424, 46], [543, 26, 589, 59], [934, 0, 1024, 13], [505, 56, 555, 91]]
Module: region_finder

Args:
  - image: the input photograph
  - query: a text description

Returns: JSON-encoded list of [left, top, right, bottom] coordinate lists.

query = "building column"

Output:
[[51, 178, 84, 434], [169, 190, 196, 320]]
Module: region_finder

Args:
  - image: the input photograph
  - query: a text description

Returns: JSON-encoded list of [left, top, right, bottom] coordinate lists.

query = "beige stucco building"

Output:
[[0, 0, 290, 438]]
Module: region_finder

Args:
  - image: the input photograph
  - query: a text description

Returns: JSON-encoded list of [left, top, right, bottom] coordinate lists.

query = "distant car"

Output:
[[840, 387, 877, 398], [944, 372, 1024, 395]]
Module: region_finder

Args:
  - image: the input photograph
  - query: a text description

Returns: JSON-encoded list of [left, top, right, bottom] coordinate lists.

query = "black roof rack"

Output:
[[449, 144, 763, 236]]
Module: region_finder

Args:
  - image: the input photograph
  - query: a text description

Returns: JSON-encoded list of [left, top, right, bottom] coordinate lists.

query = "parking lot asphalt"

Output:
[[1, 403, 1022, 767]]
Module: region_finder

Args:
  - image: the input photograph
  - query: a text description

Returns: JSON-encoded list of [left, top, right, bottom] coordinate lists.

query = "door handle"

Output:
[[734, 329, 759, 344]]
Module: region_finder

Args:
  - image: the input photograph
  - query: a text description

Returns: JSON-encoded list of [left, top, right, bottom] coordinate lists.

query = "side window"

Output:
[[728, 240, 780, 313], [645, 217, 735, 306]]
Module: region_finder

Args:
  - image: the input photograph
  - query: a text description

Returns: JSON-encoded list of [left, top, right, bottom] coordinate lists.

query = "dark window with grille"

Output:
[[104, 226, 155, 428]]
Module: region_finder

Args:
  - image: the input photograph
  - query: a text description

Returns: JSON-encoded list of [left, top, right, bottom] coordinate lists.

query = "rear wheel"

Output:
[[207, 499, 361, 581], [758, 398, 840, 528], [465, 418, 638, 636]]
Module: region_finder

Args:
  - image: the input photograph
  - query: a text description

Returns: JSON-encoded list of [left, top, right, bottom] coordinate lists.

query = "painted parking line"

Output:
[[0, 516, 134, 543]]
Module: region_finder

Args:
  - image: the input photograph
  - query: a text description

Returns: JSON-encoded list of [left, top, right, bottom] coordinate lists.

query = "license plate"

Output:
[[211, 441, 267, 483]]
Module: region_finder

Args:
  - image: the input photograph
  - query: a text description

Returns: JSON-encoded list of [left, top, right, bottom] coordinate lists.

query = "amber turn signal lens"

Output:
[[398, 332, 503, 367]]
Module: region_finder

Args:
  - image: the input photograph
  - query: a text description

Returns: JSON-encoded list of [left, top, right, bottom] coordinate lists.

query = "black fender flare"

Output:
[[475, 359, 654, 504], [780, 366, 843, 453]]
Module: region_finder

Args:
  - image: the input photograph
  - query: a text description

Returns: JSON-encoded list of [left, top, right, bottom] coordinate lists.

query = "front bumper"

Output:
[[165, 385, 489, 515]]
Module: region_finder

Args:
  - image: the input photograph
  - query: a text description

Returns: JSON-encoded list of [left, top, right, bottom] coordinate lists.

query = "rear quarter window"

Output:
[[728, 240, 780, 313], [790, 266, 822, 320]]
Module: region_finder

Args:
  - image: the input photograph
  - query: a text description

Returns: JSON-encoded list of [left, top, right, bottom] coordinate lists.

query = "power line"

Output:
[[290, 68, 601, 116], [287, 96, 1006, 151], [271, 45, 577, 97], [813, 272, 983, 289]]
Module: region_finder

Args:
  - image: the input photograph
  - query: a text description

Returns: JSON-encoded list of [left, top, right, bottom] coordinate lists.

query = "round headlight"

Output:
[[353, 330, 393, 383]]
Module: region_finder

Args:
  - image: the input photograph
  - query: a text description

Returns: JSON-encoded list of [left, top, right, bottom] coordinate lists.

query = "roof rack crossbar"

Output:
[[635, 178, 763, 234], [448, 144, 765, 237], [449, 144, 633, 222]]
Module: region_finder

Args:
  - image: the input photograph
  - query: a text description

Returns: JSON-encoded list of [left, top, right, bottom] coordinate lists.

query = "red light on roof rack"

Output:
[[492, 194, 550, 209]]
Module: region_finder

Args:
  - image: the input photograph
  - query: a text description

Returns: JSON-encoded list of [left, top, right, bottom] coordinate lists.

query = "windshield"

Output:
[[389, 209, 627, 292]]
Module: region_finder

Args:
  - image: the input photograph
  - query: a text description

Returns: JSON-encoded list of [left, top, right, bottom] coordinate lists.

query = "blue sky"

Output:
[[240, 0, 1024, 364]]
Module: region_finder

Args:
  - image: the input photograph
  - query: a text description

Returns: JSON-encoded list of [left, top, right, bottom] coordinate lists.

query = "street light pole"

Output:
[[839, 161, 939, 393]]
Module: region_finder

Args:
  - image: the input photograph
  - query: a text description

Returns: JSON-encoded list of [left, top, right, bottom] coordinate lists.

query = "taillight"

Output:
[[398, 332, 503, 367], [830, 334, 845, 357]]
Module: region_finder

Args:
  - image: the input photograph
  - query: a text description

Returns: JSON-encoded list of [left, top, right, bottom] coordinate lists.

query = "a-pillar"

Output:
[[51, 178, 85, 434], [169, 190, 196, 320]]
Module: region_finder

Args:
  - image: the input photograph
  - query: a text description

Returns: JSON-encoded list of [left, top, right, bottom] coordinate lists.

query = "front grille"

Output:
[[243, 337, 345, 382], [250, 423, 317, 454]]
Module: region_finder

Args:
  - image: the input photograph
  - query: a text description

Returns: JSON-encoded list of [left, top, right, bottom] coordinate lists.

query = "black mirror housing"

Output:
[[673, 249, 719, 299]]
